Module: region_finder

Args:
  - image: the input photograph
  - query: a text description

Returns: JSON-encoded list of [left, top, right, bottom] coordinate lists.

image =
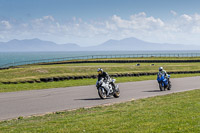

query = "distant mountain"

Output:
[[88, 37, 200, 51], [0, 38, 81, 51], [1, 37, 200, 51]]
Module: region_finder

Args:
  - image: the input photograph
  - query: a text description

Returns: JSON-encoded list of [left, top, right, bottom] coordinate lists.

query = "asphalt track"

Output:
[[0, 76, 200, 121]]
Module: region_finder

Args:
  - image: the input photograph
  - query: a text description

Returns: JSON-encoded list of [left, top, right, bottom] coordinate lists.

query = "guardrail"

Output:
[[1, 53, 200, 69]]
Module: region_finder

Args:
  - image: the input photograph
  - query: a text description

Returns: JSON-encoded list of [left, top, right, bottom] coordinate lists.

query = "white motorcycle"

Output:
[[96, 78, 120, 99]]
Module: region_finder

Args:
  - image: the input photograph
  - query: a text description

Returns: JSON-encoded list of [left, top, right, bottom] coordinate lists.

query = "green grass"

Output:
[[0, 89, 200, 132], [1, 61, 200, 82], [1, 73, 200, 93]]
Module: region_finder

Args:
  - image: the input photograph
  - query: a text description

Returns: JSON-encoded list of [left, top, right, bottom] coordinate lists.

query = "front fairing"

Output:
[[157, 74, 167, 84], [101, 82, 107, 88], [157, 74, 164, 82]]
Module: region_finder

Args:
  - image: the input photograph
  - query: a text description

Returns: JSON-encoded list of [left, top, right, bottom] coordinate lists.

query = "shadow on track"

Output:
[[143, 90, 161, 92], [74, 98, 102, 101], [75, 97, 114, 101]]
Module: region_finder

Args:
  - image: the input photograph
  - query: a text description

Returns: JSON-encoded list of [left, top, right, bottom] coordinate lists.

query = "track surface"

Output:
[[0, 76, 200, 121]]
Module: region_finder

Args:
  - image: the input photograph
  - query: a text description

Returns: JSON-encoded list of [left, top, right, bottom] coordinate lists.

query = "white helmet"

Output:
[[159, 67, 163, 71]]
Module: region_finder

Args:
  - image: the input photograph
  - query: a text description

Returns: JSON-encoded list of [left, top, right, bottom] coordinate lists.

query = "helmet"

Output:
[[159, 67, 163, 71], [97, 68, 103, 74]]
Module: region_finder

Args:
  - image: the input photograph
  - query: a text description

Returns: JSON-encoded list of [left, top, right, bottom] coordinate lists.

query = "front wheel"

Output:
[[113, 86, 120, 98], [159, 83, 164, 91], [98, 87, 107, 99]]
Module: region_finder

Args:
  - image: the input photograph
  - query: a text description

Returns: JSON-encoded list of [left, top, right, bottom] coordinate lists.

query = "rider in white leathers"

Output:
[[158, 67, 169, 80]]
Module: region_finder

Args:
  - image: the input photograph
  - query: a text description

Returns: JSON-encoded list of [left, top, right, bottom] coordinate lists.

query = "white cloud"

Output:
[[43, 16, 55, 21], [32, 15, 55, 26], [0, 20, 12, 29], [105, 21, 117, 30], [181, 14, 192, 22], [130, 12, 146, 18], [0, 34, 5, 39], [110, 13, 164, 31], [170, 10, 177, 16], [192, 26, 200, 33]]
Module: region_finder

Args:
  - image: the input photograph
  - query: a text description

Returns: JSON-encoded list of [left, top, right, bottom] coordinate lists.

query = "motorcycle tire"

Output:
[[98, 87, 107, 99], [159, 83, 164, 91], [167, 81, 171, 90], [113, 87, 120, 98]]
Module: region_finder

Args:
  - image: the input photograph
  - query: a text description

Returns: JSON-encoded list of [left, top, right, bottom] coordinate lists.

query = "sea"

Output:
[[1, 51, 200, 67]]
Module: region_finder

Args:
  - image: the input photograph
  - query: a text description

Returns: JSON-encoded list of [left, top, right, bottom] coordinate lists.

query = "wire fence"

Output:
[[1, 53, 200, 69]]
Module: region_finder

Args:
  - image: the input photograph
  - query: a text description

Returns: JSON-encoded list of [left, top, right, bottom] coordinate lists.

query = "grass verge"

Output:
[[0, 89, 200, 132], [1, 61, 200, 83], [1, 73, 200, 93]]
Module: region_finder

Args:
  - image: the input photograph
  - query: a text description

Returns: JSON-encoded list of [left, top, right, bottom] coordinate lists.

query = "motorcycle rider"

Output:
[[97, 68, 112, 96], [158, 67, 169, 81]]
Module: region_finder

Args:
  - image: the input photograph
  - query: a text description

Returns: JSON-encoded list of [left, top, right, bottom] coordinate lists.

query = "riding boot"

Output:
[[107, 89, 110, 96]]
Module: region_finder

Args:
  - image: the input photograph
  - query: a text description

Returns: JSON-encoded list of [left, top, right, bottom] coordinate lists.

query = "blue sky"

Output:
[[1, 0, 200, 46]]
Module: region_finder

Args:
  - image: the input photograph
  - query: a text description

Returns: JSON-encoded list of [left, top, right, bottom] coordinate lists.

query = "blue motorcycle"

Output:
[[157, 73, 171, 91]]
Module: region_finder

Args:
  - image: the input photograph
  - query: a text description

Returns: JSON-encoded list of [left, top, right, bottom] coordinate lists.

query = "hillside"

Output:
[[1, 37, 200, 51]]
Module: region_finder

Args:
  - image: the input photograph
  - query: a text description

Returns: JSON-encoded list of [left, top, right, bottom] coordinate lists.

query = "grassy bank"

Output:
[[1, 61, 200, 83], [1, 73, 200, 93], [1, 89, 200, 132]]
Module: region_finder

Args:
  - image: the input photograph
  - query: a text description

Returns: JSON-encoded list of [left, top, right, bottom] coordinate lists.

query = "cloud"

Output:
[[32, 15, 55, 26], [181, 14, 192, 22], [0, 20, 12, 29], [110, 13, 164, 30], [170, 10, 177, 16], [43, 16, 55, 21]]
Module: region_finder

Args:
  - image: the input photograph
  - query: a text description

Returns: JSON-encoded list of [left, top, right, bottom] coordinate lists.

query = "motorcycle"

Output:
[[157, 73, 171, 91], [96, 78, 120, 99]]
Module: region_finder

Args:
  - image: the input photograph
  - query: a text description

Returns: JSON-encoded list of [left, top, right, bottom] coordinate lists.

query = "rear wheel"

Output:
[[98, 87, 107, 99], [167, 81, 171, 90]]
